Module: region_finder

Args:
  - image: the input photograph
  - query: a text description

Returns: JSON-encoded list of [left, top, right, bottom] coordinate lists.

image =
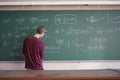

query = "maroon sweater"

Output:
[[22, 36, 45, 70]]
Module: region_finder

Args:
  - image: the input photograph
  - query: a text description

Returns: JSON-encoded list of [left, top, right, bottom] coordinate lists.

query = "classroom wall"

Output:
[[0, 5, 120, 70]]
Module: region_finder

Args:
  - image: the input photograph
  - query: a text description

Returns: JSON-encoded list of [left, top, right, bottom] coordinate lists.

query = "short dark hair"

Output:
[[36, 25, 47, 34]]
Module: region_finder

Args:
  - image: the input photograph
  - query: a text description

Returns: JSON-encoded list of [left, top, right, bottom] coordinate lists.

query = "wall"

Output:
[[0, 5, 120, 70]]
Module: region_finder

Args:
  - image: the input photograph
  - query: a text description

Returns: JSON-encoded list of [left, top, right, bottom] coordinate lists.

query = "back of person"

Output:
[[22, 26, 47, 70], [23, 36, 45, 70]]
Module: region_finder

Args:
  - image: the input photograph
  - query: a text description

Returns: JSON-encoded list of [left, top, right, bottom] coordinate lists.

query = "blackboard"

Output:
[[0, 10, 120, 61]]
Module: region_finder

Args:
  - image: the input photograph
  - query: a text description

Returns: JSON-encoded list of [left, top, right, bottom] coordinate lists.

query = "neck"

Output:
[[34, 33, 42, 39]]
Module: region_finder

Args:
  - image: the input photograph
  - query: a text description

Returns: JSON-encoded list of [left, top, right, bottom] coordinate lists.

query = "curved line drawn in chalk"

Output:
[[107, 13, 120, 23]]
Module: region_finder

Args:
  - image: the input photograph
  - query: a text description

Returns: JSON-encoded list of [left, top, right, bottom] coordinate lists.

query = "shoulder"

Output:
[[24, 36, 34, 42], [39, 39, 45, 45], [39, 39, 45, 43], [25, 36, 34, 40]]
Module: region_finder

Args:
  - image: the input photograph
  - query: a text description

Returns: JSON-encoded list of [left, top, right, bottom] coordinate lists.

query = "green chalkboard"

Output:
[[0, 10, 120, 61]]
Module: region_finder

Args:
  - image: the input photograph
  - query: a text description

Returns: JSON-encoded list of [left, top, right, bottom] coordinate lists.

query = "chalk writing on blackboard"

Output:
[[1, 17, 49, 24], [88, 37, 106, 51], [29, 18, 49, 24], [3, 41, 8, 46], [56, 39, 64, 45], [45, 45, 61, 54], [9, 52, 22, 57], [2, 18, 11, 24], [43, 34, 50, 40], [86, 16, 105, 23], [54, 14, 76, 25], [15, 17, 26, 24], [107, 13, 120, 23]]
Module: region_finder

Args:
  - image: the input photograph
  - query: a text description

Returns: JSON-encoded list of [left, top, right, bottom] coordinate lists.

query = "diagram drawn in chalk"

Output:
[[54, 14, 76, 25]]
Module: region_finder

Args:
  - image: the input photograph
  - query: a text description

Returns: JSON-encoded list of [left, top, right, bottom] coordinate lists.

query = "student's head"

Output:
[[36, 25, 47, 37]]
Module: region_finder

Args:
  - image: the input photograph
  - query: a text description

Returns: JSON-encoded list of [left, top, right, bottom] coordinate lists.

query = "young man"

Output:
[[22, 25, 47, 70]]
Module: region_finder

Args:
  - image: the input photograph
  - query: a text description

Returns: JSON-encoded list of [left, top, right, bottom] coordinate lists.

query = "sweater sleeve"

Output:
[[22, 37, 28, 55], [22, 39, 26, 55], [39, 41, 45, 59]]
